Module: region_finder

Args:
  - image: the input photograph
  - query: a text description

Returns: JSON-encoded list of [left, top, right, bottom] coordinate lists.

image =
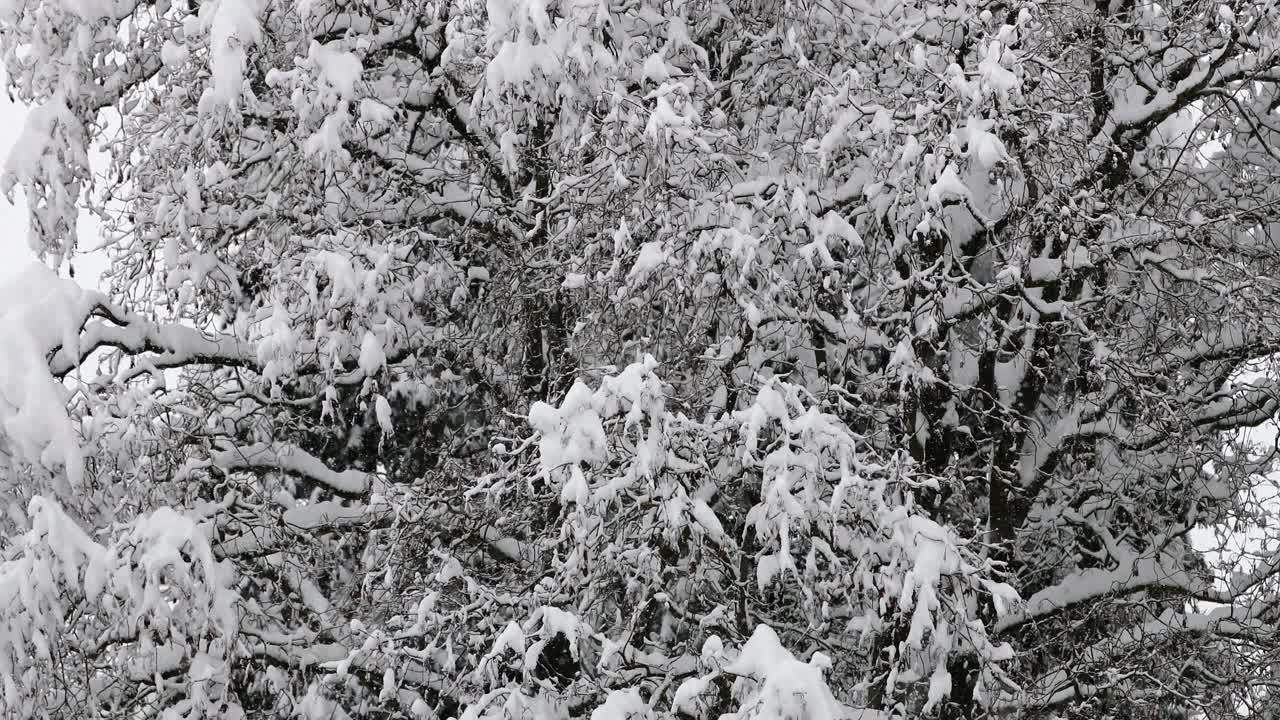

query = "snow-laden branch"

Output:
[[1127, 379, 1280, 449], [995, 606, 1275, 713], [182, 442, 373, 496], [992, 679, 1163, 715], [244, 636, 456, 700], [51, 301, 418, 386], [1109, 38, 1238, 130], [993, 530, 1280, 636], [51, 310, 256, 378], [1166, 316, 1280, 366], [215, 501, 395, 557], [994, 554, 1231, 634], [1045, 379, 1280, 457]]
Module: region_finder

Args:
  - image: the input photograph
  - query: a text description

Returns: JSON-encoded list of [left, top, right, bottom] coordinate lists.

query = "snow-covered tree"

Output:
[[2, 0, 1280, 718]]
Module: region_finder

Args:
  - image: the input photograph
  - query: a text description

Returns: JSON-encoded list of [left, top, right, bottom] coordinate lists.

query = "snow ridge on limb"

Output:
[[184, 441, 374, 496]]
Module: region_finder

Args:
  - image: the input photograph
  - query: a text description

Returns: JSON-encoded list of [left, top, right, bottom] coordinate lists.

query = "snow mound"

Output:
[[0, 263, 97, 486]]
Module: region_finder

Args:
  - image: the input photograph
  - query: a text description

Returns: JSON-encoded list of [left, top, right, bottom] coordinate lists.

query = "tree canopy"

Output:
[[1, 0, 1280, 718]]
